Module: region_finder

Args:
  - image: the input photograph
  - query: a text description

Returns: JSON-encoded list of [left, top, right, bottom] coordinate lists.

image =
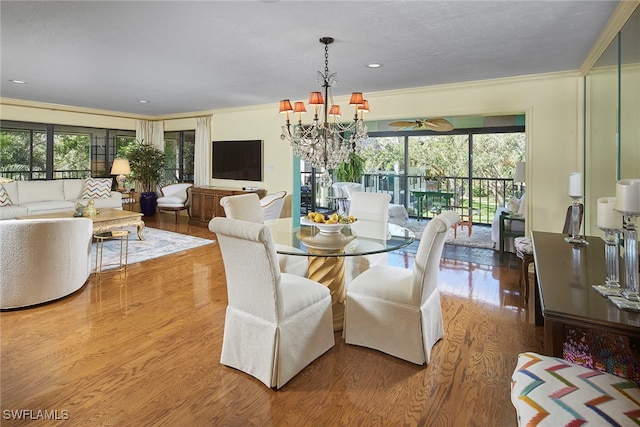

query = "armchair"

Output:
[[156, 183, 193, 223]]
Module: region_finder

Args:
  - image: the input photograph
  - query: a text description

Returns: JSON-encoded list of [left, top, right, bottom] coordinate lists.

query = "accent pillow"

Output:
[[81, 178, 112, 199], [0, 185, 12, 206]]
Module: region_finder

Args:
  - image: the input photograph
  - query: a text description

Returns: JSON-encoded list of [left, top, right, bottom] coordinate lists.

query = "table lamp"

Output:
[[110, 158, 131, 192]]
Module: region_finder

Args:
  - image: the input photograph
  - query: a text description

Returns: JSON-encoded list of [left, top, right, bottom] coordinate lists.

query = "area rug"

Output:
[[403, 219, 494, 249], [91, 227, 215, 272]]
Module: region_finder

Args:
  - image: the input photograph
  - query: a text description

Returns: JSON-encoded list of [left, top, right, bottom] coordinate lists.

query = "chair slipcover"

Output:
[[219, 193, 308, 277], [260, 191, 286, 220], [344, 192, 391, 284], [343, 210, 460, 364], [209, 217, 335, 389]]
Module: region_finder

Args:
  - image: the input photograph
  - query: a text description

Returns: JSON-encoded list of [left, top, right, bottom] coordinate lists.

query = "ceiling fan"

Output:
[[388, 118, 454, 132]]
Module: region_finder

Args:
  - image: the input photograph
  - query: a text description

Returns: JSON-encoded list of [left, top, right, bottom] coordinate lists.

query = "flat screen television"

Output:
[[212, 140, 263, 181]]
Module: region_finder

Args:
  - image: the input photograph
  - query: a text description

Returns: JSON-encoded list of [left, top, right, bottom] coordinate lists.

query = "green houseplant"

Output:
[[124, 140, 166, 216], [335, 152, 365, 183]]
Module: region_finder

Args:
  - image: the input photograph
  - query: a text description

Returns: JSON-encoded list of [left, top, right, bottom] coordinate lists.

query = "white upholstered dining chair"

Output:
[[344, 192, 391, 284], [343, 210, 460, 365], [209, 217, 335, 389], [260, 191, 286, 220], [219, 193, 307, 277]]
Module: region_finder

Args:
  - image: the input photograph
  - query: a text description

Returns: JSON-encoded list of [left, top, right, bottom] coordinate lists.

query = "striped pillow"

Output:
[[511, 352, 640, 426], [0, 185, 12, 206], [81, 178, 112, 199]]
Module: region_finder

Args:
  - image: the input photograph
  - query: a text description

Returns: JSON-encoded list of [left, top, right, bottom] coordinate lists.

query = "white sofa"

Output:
[[0, 217, 93, 309], [0, 179, 122, 220]]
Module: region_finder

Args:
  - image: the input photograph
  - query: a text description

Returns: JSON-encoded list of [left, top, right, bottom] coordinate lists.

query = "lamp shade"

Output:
[[514, 162, 525, 183], [349, 92, 364, 105], [328, 105, 342, 117], [279, 99, 293, 113], [293, 102, 307, 113], [358, 100, 370, 113], [110, 158, 131, 175], [308, 92, 324, 105]]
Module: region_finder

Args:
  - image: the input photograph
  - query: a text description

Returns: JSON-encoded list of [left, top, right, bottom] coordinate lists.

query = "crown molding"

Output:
[[580, 0, 639, 76]]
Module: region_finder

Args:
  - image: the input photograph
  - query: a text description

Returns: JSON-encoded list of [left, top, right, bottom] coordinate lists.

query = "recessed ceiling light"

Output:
[[367, 63, 382, 69], [9, 79, 28, 84], [138, 100, 149, 104]]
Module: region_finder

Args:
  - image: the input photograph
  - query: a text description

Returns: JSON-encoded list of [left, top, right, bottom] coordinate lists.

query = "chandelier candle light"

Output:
[[565, 171, 588, 245], [615, 179, 640, 302], [279, 37, 369, 189], [596, 196, 623, 290]]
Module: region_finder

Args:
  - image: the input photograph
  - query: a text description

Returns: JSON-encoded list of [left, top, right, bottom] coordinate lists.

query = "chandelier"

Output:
[[279, 37, 369, 188]]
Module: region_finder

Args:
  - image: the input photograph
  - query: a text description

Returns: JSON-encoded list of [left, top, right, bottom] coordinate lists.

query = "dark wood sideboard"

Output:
[[189, 186, 266, 227]]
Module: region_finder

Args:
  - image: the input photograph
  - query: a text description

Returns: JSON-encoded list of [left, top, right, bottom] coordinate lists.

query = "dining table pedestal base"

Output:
[[307, 252, 346, 332]]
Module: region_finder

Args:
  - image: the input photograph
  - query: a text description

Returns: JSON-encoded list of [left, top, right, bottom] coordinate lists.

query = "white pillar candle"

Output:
[[568, 172, 583, 197], [615, 179, 640, 213], [597, 197, 622, 229]]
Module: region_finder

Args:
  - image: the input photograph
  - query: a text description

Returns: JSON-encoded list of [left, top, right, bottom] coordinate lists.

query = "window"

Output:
[[0, 121, 136, 181], [164, 130, 195, 184]]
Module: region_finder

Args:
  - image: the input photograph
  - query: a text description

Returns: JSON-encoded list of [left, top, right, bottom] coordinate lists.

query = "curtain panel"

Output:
[[195, 116, 212, 187], [136, 120, 164, 150]]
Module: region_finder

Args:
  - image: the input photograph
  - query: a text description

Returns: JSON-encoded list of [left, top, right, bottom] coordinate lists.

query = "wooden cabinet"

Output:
[[189, 186, 266, 227]]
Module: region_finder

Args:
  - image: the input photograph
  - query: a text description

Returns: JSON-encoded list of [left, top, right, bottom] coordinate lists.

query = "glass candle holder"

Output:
[[618, 211, 640, 302], [596, 226, 621, 289], [565, 196, 588, 245]]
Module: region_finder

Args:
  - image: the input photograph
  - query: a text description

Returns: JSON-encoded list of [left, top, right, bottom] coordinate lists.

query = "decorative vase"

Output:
[[139, 192, 158, 217]]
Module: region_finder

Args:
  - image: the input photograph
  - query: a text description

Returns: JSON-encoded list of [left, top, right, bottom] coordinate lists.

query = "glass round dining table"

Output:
[[266, 217, 415, 331]]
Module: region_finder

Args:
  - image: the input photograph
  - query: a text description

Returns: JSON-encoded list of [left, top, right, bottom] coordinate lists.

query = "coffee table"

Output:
[[17, 209, 145, 240]]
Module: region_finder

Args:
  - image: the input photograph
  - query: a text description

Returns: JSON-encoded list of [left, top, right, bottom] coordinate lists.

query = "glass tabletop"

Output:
[[266, 217, 415, 257]]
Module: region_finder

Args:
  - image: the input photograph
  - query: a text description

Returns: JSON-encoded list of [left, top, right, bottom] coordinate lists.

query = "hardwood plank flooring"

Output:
[[1, 213, 543, 426]]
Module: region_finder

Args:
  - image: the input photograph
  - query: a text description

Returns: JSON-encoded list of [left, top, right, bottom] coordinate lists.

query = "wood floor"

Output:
[[1, 213, 543, 426]]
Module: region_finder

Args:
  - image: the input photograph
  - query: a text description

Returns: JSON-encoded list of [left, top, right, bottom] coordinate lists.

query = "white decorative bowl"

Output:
[[301, 218, 345, 234]]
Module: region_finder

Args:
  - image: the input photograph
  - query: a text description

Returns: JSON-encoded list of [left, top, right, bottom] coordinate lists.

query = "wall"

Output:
[[1, 71, 584, 233]]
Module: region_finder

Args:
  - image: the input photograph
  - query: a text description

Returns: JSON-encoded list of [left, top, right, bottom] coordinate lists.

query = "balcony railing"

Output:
[[301, 172, 517, 225]]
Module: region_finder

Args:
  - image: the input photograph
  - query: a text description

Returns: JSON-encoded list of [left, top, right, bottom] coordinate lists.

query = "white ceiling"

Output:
[[0, 1, 620, 116]]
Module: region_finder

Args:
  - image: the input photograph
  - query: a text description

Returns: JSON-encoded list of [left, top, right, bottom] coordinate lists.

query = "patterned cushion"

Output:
[[514, 236, 533, 254], [81, 178, 112, 199], [0, 185, 12, 206], [511, 352, 640, 426]]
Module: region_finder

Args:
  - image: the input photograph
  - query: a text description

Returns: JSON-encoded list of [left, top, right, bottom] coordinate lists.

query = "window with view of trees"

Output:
[[0, 122, 195, 187]]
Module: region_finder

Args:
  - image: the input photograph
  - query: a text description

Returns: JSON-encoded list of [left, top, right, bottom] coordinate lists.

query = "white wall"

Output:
[[1, 71, 584, 233]]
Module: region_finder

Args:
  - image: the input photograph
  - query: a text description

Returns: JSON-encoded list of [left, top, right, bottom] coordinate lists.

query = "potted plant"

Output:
[[124, 140, 166, 217], [335, 152, 365, 183]]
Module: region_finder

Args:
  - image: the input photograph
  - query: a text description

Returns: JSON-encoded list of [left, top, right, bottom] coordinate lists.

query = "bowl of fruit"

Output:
[[302, 212, 357, 234]]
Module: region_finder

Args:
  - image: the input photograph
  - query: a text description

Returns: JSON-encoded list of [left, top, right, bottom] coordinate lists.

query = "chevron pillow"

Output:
[[0, 185, 12, 206], [511, 352, 640, 426], [81, 178, 112, 199]]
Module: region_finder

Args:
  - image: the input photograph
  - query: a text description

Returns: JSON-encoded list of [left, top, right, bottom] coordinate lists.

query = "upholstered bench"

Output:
[[511, 352, 640, 426]]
